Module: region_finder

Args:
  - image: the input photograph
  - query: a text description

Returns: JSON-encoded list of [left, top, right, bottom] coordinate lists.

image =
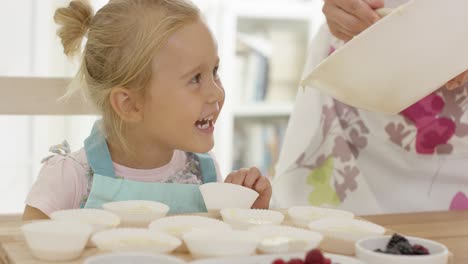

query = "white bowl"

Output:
[[288, 206, 354, 228], [249, 225, 323, 254], [50, 209, 120, 232], [149, 215, 231, 252], [102, 200, 169, 227], [21, 220, 92, 261], [301, 0, 468, 113], [199, 183, 259, 210], [91, 228, 181, 253], [190, 252, 365, 264], [308, 218, 386, 255], [84, 252, 186, 264], [183, 229, 260, 258], [356, 235, 449, 264], [221, 208, 285, 229]]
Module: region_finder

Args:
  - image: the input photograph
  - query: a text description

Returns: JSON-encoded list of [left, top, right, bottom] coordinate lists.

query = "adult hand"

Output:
[[445, 70, 468, 90], [323, 0, 385, 41]]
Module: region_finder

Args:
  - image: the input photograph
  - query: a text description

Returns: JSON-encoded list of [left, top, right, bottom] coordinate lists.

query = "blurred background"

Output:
[[0, 0, 324, 214]]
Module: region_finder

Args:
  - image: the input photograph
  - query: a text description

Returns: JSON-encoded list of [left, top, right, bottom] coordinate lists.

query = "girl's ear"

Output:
[[109, 87, 144, 122]]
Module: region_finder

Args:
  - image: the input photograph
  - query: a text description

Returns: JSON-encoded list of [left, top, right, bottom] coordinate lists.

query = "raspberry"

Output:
[[323, 258, 332, 264], [272, 259, 286, 264], [412, 244, 430, 255], [286, 259, 304, 264], [305, 249, 325, 264]]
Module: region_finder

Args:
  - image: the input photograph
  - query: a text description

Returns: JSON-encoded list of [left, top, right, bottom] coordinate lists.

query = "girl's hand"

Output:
[[225, 167, 272, 209], [445, 70, 468, 90]]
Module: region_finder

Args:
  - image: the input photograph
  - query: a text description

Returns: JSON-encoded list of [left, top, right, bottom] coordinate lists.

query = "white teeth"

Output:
[[196, 120, 213, 130], [198, 115, 214, 122], [195, 114, 215, 130]]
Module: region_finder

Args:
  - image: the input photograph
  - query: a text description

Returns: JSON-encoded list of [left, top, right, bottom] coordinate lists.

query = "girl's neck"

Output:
[[107, 135, 174, 170]]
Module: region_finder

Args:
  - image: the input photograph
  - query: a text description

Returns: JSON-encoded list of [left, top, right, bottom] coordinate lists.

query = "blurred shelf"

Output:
[[233, 102, 294, 118], [232, 1, 319, 21]]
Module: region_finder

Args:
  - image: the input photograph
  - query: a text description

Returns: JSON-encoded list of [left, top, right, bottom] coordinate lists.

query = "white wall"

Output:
[[0, 0, 96, 214]]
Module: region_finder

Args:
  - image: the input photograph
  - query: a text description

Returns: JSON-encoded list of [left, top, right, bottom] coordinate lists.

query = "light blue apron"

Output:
[[82, 121, 217, 214]]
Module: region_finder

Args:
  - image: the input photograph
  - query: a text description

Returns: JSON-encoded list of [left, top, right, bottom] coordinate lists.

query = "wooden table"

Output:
[[0, 210, 466, 263]]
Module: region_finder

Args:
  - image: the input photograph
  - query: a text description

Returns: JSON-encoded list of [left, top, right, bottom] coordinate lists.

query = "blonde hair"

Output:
[[54, 0, 200, 149]]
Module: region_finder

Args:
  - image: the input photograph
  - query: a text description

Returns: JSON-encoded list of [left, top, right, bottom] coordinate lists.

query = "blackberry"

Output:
[[386, 247, 403, 255], [387, 233, 409, 249], [375, 234, 432, 256], [395, 241, 414, 255]]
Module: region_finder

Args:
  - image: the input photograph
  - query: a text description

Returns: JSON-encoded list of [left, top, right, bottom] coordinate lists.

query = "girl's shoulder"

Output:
[[41, 141, 90, 172], [26, 142, 91, 215]]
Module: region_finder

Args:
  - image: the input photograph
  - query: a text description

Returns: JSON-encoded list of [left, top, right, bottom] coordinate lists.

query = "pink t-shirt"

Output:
[[26, 149, 221, 216]]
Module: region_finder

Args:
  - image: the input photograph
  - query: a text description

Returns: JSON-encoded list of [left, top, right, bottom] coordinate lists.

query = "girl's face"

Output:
[[140, 19, 225, 153]]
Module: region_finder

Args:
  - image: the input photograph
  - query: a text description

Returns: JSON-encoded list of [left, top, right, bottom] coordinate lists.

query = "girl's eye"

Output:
[[213, 66, 219, 80], [190, 73, 202, 84]]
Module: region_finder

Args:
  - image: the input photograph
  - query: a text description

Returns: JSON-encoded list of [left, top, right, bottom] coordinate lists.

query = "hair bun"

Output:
[[54, 0, 94, 57]]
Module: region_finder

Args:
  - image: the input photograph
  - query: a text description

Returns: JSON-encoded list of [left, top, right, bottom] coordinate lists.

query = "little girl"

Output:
[[23, 0, 271, 220]]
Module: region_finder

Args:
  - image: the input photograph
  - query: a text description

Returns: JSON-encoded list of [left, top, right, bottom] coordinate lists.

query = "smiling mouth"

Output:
[[195, 115, 214, 130]]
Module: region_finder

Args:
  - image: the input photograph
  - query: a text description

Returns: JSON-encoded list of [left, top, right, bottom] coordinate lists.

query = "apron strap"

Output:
[[193, 153, 218, 183], [84, 120, 117, 178]]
